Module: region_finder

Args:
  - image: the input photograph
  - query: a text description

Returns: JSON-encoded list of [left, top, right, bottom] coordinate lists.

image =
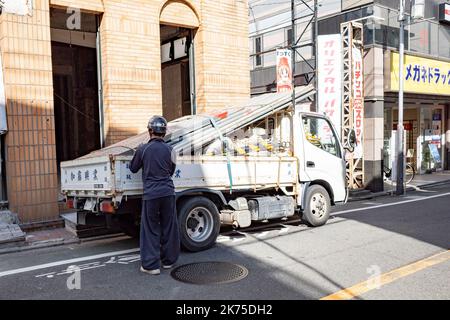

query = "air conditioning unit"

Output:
[[411, 0, 425, 20], [161, 42, 172, 63], [173, 37, 188, 60]]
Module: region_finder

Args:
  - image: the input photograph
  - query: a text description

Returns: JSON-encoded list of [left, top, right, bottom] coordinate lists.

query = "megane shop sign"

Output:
[[439, 3, 450, 24], [389, 52, 450, 96]]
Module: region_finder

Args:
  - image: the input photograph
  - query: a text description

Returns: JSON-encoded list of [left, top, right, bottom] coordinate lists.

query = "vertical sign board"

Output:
[[276, 49, 293, 93], [317, 34, 342, 138], [352, 46, 364, 159], [0, 49, 7, 133]]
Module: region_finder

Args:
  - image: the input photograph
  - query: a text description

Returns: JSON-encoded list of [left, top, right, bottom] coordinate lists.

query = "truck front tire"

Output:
[[177, 197, 220, 252], [302, 185, 331, 227]]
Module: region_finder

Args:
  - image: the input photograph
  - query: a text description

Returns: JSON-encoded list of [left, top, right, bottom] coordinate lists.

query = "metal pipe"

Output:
[[396, 0, 405, 195], [96, 15, 105, 148], [291, 0, 296, 109]]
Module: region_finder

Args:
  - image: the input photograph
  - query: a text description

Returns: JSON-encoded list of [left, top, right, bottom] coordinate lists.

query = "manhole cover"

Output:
[[171, 261, 248, 285]]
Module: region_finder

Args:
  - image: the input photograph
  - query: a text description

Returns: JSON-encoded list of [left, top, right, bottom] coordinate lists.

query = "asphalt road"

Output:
[[0, 184, 449, 300]]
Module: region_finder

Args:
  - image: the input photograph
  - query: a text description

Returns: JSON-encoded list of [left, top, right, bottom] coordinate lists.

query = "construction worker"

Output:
[[130, 116, 180, 275]]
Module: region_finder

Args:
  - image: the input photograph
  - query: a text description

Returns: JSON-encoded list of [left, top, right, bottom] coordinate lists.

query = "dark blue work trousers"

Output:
[[140, 196, 180, 270]]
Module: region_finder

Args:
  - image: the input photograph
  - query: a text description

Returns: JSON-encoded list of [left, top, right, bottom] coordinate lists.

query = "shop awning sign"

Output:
[[389, 52, 450, 96]]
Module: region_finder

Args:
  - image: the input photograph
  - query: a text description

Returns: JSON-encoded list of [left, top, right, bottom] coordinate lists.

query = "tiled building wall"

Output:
[[0, 0, 59, 222]]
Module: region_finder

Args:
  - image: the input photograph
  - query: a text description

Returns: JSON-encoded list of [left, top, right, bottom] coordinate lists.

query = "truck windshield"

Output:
[[302, 116, 341, 158]]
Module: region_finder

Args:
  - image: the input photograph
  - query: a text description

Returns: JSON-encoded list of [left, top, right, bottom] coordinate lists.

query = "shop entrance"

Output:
[[50, 8, 101, 169], [384, 104, 446, 175], [160, 25, 196, 121]]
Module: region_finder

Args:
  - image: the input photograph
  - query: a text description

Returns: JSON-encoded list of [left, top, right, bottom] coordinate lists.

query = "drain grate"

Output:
[[171, 261, 248, 285]]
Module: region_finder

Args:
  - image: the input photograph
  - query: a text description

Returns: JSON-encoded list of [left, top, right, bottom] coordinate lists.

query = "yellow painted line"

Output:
[[321, 250, 450, 300]]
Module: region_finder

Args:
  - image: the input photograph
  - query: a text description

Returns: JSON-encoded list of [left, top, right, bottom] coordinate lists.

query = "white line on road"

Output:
[[0, 248, 139, 278], [332, 192, 450, 216], [1, 191, 449, 279]]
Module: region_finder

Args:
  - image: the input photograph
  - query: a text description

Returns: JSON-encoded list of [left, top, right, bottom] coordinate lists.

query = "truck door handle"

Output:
[[307, 161, 315, 168]]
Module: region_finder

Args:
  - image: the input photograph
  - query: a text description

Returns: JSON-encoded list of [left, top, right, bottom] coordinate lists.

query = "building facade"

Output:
[[0, 0, 250, 223], [249, 0, 450, 191]]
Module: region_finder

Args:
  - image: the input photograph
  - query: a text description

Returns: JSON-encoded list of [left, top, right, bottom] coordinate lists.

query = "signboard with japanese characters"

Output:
[[439, 3, 450, 24], [390, 52, 450, 96], [317, 34, 342, 138], [352, 45, 364, 159], [276, 49, 293, 93]]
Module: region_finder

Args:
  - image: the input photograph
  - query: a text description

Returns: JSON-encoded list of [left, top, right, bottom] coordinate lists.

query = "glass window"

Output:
[[286, 28, 293, 46], [255, 36, 262, 67], [302, 116, 341, 158]]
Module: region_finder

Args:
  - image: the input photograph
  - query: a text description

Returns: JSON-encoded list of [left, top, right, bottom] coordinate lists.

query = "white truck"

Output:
[[60, 85, 354, 251]]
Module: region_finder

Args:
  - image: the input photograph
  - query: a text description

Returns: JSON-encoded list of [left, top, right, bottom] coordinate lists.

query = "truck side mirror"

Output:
[[346, 129, 357, 152]]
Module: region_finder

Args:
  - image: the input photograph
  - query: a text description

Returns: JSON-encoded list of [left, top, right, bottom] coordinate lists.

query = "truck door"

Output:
[[300, 114, 347, 202]]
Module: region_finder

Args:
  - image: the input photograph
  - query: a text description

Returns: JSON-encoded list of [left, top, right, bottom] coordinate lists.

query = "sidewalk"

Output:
[[350, 170, 450, 201]]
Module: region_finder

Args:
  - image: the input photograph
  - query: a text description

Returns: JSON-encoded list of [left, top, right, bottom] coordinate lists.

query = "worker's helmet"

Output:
[[147, 115, 168, 134]]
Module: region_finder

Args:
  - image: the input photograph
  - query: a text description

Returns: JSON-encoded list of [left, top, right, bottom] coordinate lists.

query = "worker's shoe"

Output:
[[162, 264, 174, 269], [140, 266, 160, 275]]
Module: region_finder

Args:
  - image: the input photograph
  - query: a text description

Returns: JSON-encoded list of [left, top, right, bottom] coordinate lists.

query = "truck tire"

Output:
[[302, 185, 331, 227], [178, 197, 221, 252]]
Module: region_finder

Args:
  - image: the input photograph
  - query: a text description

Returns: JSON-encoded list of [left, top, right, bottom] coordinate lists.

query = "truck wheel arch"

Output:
[[175, 189, 227, 210], [305, 180, 335, 205]]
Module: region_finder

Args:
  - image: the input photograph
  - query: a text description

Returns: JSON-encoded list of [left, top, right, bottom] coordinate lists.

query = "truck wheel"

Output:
[[178, 197, 220, 252], [302, 185, 330, 227]]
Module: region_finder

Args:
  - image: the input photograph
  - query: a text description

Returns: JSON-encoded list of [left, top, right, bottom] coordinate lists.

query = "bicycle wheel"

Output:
[[404, 163, 415, 185]]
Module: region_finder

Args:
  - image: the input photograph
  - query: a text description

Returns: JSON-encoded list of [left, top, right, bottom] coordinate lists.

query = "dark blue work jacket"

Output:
[[130, 138, 176, 200]]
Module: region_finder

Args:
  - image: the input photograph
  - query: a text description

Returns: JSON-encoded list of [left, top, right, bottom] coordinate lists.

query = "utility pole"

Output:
[[396, 0, 406, 195]]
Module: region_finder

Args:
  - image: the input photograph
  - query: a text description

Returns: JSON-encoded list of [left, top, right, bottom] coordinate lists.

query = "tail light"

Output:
[[100, 201, 115, 213], [66, 198, 75, 209]]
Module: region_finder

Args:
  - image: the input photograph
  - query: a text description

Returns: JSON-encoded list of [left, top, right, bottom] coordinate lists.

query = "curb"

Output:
[[348, 179, 450, 202], [0, 232, 127, 255]]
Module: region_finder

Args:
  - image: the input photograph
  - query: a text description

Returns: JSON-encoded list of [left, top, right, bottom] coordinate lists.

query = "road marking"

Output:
[[333, 192, 450, 216], [321, 250, 450, 300], [0, 248, 139, 278]]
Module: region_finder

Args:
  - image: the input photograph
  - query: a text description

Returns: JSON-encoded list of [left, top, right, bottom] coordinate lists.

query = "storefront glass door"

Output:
[[419, 106, 445, 173]]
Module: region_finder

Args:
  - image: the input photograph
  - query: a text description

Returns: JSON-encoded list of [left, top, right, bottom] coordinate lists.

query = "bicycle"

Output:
[[383, 162, 416, 185]]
